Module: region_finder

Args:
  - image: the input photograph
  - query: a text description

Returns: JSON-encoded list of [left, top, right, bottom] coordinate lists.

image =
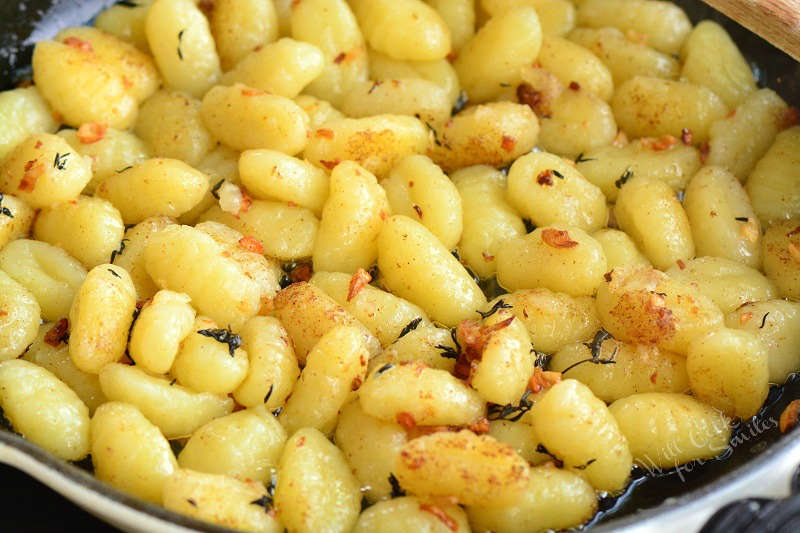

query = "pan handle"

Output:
[[699, 462, 800, 532]]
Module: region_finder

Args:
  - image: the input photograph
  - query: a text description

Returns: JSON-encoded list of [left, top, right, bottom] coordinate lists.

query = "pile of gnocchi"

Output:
[[0, 0, 799, 530]]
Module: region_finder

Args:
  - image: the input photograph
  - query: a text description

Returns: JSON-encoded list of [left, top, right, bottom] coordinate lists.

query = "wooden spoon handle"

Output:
[[700, 0, 800, 61]]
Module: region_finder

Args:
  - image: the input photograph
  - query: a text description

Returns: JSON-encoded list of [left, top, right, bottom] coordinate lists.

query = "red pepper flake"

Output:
[[286, 200, 297, 207], [453, 316, 515, 381], [320, 159, 340, 170], [481, 251, 494, 262], [516, 83, 550, 118], [568, 81, 581, 91], [412, 204, 423, 218], [296, 436, 306, 447], [238, 235, 264, 254], [239, 190, 253, 214], [288, 262, 313, 283], [333, 52, 346, 64], [779, 107, 800, 129], [727, 109, 736, 118], [44, 318, 69, 347], [315, 128, 334, 139], [780, 400, 800, 433], [122, 76, 133, 88], [536, 169, 553, 186], [680, 128, 693, 145], [241, 88, 261, 96], [34, 140, 43, 149], [419, 504, 458, 532], [63, 36, 92, 52], [649, 371, 658, 384], [604, 271, 613, 282], [650, 135, 677, 151], [786, 225, 800, 238], [699, 141, 710, 164], [501, 135, 516, 153], [347, 267, 372, 301], [291, 0, 302, 7], [541, 228, 578, 248], [351, 375, 363, 391], [739, 311, 753, 326], [408, 180, 414, 187], [677, 259, 686, 270], [19, 160, 44, 192], [77, 121, 108, 144], [379, 210, 388, 221], [527, 367, 562, 393], [446, 51, 457, 62], [467, 417, 490, 434], [396, 411, 417, 431]]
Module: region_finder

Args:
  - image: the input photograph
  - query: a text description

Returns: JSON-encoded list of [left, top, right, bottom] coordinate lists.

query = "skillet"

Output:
[[1, 0, 799, 530]]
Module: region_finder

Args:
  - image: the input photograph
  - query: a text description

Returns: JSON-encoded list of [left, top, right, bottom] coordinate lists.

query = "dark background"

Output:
[[2, 3, 122, 531], [0, 463, 117, 531], [1, 0, 799, 531]]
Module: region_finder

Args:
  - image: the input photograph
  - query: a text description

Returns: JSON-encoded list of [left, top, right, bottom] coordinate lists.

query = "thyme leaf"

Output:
[[210, 179, 224, 200], [0, 194, 13, 218], [388, 473, 405, 498], [561, 328, 618, 374], [536, 444, 563, 468], [197, 326, 242, 357], [53, 152, 70, 170], [398, 317, 422, 339], [375, 363, 394, 376], [109, 238, 129, 263], [477, 299, 512, 319], [573, 458, 597, 470], [425, 121, 443, 147], [177, 29, 185, 60], [487, 390, 534, 422], [250, 480, 275, 513], [263, 384, 274, 404], [614, 167, 633, 189], [436, 344, 459, 359], [451, 91, 468, 115]]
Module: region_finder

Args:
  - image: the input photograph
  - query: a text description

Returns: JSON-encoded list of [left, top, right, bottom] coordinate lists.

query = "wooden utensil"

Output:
[[701, 0, 800, 61]]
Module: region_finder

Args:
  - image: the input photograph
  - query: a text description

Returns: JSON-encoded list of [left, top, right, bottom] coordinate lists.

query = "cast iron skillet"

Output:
[[1, 1, 800, 531]]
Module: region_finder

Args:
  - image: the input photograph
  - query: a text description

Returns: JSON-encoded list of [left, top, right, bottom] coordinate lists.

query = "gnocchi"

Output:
[[3, 1, 799, 530]]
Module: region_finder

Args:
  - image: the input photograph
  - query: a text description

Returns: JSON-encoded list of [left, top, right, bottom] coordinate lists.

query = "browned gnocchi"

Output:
[[0, 1, 798, 531]]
